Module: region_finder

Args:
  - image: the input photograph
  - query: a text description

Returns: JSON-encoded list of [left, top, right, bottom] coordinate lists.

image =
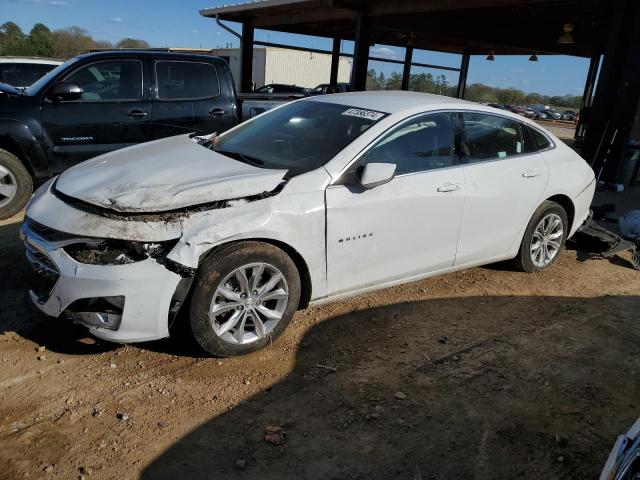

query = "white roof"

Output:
[[304, 90, 474, 114], [0, 57, 62, 65]]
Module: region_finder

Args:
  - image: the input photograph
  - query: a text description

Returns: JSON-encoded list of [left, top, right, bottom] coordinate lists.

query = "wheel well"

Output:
[[200, 238, 313, 309], [547, 194, 575, 229], [0, 137, 33, 176]]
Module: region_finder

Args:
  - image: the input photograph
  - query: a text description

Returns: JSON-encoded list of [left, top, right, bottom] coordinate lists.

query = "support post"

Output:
[[456, 53, 470, 99], [351, 12, 370, 91], [401, 46, 413, 90], [582, 0, 640, 182], [330, 37, 341, 87], [240, 24, 254, 93], [580, 55, 601, 110]]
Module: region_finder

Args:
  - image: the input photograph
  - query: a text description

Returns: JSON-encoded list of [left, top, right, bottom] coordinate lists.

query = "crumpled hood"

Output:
[[55, 134, 288, 213]]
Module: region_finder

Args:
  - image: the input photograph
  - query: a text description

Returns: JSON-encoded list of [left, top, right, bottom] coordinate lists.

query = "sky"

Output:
[[3, 0, 590, 96]]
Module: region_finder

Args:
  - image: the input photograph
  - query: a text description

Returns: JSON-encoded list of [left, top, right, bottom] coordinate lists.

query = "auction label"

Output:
[[342, 108, 385, 121]]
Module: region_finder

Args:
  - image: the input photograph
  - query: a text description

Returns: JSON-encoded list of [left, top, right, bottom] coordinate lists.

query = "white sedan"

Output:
[[21, 91, 595, 356]]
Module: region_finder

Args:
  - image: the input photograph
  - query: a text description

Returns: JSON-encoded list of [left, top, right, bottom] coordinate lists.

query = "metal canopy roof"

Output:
[[200, 0, 610, 57]]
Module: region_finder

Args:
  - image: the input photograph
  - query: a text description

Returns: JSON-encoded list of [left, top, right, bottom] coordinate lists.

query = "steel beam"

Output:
[[351, 12, 370, 91], [401, 46, 413, 90], [456, 53, 470, 98], [240, 24, 255, 93], [330, 37, 341, 87]]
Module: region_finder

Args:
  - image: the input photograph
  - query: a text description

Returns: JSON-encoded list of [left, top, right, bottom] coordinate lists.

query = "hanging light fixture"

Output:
[[529, 53, 538, 61], [486, 51, 495, 61], [557, 24, 574, 44]]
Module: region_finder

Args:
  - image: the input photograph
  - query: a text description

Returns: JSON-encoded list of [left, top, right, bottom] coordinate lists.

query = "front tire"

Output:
[[0, 148, 33, 220], [188, 241, 301, 357], [515, 200, 568, 273]]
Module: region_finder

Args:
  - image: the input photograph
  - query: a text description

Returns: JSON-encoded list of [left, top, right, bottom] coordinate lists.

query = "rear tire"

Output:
[[187, 241, 301, 357], [514, 200, 568, 273], [0, 149, 33, 220]]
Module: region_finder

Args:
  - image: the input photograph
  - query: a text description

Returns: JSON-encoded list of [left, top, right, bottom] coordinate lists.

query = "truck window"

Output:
[[155, 61, 220, 100], [0, 63, 57, 87], [63, 60, 142, 101]]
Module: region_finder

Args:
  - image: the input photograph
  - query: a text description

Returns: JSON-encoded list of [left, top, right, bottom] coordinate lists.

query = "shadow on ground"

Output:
[[141, 294, 640, 480]]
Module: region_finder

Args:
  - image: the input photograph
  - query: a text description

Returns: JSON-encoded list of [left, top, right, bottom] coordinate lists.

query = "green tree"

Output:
[[25, 23, 56, 57], [116, 38, 150, 49], [0, 22, 27, 55]]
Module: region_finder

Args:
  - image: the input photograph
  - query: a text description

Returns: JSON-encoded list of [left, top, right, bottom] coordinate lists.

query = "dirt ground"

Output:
[[1, 211, 639, 480]]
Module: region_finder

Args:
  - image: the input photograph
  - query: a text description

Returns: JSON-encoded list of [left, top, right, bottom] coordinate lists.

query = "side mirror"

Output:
[[49, 82, 83, 101], [358, 162, 396, 189]]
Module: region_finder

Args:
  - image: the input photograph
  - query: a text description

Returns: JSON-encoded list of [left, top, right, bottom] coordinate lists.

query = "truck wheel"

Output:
[[514, 200, 568, 273], [0, 149, 33, 220], [187, 241, 301, 357]]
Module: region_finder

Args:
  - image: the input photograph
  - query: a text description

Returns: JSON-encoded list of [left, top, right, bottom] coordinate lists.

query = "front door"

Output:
[[326, 112, 465, 295], [41, 59, 150, 174], [454, 112, 550, 265]]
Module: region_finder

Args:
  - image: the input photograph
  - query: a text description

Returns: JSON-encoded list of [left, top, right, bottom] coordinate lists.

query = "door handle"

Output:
[[437, 183, 461, 193], [208, 108, 227, 116], [522, 170, 540, 178], [126, 109, 148, 119]]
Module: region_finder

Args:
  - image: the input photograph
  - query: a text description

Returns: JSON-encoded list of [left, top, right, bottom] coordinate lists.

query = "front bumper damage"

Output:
[[20, 219, 184, 343]]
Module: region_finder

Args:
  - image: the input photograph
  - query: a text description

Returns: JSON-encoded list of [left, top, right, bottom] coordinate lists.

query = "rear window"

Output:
[[0, 63, 56, 87], [156, 61, 220, 100], [527, 126, 552, 151]]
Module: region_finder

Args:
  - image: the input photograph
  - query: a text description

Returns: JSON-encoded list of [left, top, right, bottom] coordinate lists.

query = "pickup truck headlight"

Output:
[[64, 238, 179, 265]]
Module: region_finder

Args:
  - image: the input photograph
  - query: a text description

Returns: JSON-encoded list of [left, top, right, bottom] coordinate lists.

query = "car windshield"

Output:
[[213, 100, 388, 175], [25, 56, 81, 95]]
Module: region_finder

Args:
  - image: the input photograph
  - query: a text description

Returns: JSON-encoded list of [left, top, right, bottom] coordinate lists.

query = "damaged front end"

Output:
[[20, 214, 192, 343]]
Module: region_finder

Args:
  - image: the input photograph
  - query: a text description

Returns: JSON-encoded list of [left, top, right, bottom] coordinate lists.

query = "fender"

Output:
[[0, 118, 51, 179]]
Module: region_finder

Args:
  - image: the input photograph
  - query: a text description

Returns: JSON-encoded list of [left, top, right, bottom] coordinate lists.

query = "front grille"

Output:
[[23, 217, 78, 244], [24, 242, 60, 302]]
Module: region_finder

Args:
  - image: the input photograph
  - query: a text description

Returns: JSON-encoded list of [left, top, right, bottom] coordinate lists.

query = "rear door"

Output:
[[453, 112, 550, 265], [41, 58, 150, 173], [151, 59, 236, 139]]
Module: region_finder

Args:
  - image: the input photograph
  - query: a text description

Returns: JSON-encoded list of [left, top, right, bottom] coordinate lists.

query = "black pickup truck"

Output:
[[0, 50, 302, 219]]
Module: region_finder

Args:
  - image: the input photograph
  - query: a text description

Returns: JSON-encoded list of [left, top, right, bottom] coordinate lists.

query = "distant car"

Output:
[[254, 83, 309, 95], [562, 111, 576, 121], [509, 105, 525, 115], [0, 57, 62, 87], [22, 91, 596, 356], [523, 108, 536, 118], [487, 103, 506, 110], [545, 109, 562, 120], [312, 83, 351, 95]]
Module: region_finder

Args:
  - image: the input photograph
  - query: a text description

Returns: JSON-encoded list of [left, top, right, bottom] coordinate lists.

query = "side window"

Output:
[[0, 63, 56, 87], [156, 61, 220, 100], [63, 60, 142, 101], [363, 113, 454, 175], [526, 126, 552, 152], [461, 112, 527, 162]]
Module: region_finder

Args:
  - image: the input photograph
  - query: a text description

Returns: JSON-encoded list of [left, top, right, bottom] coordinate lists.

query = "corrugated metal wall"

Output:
[[210, 47, 352, 89], [263, 48, 351, 87]]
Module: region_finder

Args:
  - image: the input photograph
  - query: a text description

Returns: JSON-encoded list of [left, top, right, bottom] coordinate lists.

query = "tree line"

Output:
[[0, 22, 150, 59], [366, 68, 582, 109]]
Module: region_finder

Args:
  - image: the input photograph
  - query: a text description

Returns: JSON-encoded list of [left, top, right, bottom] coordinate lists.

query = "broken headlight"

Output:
[[64, 238, 179, 265]]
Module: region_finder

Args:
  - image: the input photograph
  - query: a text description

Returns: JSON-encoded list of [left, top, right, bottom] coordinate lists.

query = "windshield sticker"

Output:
[[342, 108, 385, 121]]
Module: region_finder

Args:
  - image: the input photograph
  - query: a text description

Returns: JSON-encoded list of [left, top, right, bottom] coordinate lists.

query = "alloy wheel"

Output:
[[530, 213, 564, 268], [209, 262, 289, 345], [0, 165, 17, 209]]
